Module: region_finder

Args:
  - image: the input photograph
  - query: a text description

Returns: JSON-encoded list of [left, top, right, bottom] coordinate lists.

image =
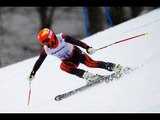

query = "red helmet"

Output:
[[38, 28, 55, 45]]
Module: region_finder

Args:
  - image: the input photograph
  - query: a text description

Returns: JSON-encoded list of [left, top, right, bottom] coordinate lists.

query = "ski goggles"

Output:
[[41, 38, 51, 45], [41, 35, 57, 47]]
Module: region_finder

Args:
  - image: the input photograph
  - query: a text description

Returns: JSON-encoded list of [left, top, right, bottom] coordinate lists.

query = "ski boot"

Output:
[[105, 62, 125, 79], [105, 62, 124, 72], [112, 64, 124, 72], [113, 64, 133, 79], [82, 71, 101, 84]]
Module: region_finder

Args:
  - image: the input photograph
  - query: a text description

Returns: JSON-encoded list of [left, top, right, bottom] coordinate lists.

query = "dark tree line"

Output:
[[0, 7, 156, 39], [37, 7, 55, 29], [35, 7, 157, 36], [86, 7, 156, 35]]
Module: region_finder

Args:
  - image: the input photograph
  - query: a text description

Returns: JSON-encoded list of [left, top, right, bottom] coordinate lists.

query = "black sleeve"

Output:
[[31, 47, 47, 75], [63, 34, 90, 49]]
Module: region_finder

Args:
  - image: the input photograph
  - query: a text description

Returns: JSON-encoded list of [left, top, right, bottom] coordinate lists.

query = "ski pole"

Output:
[[27, 81, 32, 106], [95, 32, 148, 51]]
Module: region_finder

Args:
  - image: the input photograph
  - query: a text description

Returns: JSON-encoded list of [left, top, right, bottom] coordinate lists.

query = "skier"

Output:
[[28, 28, 123, 84]]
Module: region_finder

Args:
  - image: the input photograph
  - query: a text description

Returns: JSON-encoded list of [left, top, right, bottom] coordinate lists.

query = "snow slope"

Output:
[[0, 8, 160, 113]]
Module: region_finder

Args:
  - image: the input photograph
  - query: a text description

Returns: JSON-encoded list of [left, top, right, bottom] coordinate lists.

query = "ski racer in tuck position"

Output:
[[28, 28, 124, 84]]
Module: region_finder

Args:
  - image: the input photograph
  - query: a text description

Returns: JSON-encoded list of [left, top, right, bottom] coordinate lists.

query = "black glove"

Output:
[[28, 71, 35, 81]]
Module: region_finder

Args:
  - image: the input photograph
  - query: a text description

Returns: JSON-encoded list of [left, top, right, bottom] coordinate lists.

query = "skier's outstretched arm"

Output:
[[63, 34, 96, 55], [28, 47, 47, 81]]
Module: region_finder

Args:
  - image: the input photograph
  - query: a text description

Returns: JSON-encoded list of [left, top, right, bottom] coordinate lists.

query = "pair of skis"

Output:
[[55, 67, 135, 101]]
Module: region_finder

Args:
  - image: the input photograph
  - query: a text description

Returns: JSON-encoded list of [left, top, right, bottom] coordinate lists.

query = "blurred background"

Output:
[[0, 7, 158, 68]]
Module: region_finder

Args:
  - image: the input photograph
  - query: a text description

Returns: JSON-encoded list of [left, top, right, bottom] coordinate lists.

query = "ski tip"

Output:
[[55, 95, 62, 101]]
